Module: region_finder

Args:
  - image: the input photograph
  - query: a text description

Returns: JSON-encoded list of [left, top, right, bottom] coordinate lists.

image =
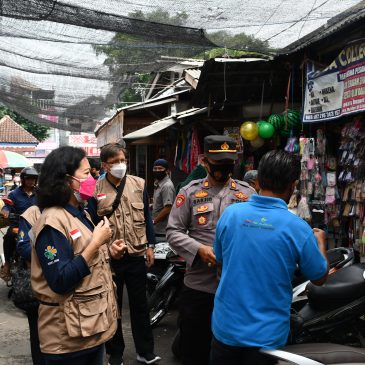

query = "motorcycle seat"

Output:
[[283, 343, 365, 364], [307, 263, 365, 310]]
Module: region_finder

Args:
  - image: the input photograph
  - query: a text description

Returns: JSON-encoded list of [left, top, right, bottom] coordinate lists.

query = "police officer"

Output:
[[166, 135, 256, 365]]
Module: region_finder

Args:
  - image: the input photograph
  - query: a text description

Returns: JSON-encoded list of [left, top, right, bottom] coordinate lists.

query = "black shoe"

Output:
[[136, 353, 161, 364], [108, 353, 123, 365]]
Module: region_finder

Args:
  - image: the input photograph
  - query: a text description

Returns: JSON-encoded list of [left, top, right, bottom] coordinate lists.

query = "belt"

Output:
[[39, 300, 59, 307], [155, 234, 166, 237]]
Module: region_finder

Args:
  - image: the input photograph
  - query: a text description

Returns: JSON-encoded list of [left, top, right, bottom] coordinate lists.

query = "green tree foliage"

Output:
[[128, 9, 188, 25], [0, 106, 50, 142], [207, 31, 270, 53], [96, 9, 272, 106]]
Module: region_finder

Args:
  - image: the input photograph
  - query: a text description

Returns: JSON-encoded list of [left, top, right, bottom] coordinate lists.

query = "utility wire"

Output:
[[262, 0, 333, 42], [255, 0, 286, 37], [297, 0, 317, 40]]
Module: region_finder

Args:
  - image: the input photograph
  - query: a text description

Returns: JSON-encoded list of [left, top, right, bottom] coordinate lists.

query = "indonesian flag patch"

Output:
[[70, 228, 82, 240], [97, 193, 106, 200]]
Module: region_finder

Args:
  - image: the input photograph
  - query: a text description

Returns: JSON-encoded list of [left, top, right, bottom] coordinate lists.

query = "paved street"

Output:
[[0, 229, 181, 365]]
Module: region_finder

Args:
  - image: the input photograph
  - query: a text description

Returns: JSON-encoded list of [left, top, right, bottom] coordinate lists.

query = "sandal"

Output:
[[0, 264, 12, 287]]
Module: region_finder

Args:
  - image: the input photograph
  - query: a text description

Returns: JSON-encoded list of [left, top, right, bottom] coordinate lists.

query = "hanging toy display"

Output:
[[267, 114, 284, 131], [240, 121, 258, 141], [284, 109, 302, 130], [250, 136, 265, 149], [258, 122, 275, 139]]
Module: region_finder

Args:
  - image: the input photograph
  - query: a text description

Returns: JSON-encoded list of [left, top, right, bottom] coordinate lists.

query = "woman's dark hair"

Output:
[[37, 146, 86, 209], [100, 143, 127, 163], [258, 150, 301, 194]]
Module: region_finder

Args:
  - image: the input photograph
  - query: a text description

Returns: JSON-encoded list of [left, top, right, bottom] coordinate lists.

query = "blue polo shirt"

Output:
[[212, 195, 327, 349]]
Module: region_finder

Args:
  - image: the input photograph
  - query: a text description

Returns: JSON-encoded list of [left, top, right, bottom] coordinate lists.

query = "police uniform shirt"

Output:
[[166, 177, 256, 294], [35, 204, 93, 295]]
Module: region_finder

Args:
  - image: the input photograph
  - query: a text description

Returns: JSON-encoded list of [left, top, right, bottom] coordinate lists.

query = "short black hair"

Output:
[[258, 150, 300, 194], [37, 146, 86, 209], [100, 143, 127, 163], [88, 158, 101, 170]]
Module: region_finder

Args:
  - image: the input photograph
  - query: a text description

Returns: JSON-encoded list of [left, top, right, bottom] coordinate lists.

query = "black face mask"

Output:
[[153, 171, 167, 181], [207, 162, 234, 183]]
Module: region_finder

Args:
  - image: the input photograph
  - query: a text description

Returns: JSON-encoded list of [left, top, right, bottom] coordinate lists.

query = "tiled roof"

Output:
[[0, 115, 39, 144]]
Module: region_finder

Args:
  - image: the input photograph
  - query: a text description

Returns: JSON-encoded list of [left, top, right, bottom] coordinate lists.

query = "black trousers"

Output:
[[3, 227, 17, 263], [210, 337, 277, 365], [106, 254, 154, 356], [43, 345, 104, 365], [178, 286, 215, 365], [26, 305, 45, 365]]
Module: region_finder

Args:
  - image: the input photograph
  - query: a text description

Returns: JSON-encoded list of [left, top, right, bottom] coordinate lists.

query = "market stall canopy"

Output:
[[0, 1, 362, 132], [123, 107, 208, 140], [0, 150, 33, 168]]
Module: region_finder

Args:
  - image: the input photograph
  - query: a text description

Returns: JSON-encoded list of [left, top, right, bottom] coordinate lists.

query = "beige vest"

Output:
[[31, 207, 118, 354], [21, 205, 41, 226], [95, 175, 148, 256]]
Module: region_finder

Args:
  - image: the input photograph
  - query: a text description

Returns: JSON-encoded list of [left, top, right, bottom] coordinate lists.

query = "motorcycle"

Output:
[[292, 247, 355, 312], [263, 342, 365, 364], [147, 242, 185, 327], [290, 262, 365, 346]]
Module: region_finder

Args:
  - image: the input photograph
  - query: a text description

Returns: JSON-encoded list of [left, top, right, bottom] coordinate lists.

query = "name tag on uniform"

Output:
[[70, 228, 82, 240], [97, 193, 106, 200]]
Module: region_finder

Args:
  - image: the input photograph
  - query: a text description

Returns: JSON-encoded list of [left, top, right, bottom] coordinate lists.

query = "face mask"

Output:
[[207, 162, 234, 183], [110, 162, 127, 179], [153, 171, 166, 181], [71, 175, 97, 200]]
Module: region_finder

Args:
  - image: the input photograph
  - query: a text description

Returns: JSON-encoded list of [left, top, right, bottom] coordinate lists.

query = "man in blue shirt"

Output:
[[211, 150, 328, 365]]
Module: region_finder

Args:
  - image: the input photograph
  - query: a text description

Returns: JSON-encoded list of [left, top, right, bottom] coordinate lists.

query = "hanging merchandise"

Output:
[[337, 118, 365, 254], [190, 127, 202, 172], [240, 121, 259, 141], [258, 122, 275, 139], [267, 114, 284, 131], [250, 136, 265, 149]]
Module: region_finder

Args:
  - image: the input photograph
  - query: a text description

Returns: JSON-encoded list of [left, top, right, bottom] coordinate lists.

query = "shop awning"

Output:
[[123, 107, 208, 140]]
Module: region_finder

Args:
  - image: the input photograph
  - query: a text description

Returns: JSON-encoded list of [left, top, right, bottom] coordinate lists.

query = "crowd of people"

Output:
[[0, 135, 329, 365]]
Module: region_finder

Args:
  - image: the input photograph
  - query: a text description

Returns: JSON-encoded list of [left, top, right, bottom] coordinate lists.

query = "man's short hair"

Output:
[[100, 143, 126, 162], [258, 150, 300, 194], [88, 158, 101, 170], [243, 170, 258, 183]]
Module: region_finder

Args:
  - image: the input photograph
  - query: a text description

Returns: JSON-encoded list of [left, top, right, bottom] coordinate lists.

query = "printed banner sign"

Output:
[[304, 41, 365, 122]]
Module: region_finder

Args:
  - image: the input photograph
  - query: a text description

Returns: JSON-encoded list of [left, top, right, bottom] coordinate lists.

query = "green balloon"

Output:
[[258, 122, 275, 139]]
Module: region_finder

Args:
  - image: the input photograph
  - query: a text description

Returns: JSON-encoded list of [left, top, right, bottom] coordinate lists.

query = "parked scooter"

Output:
[[290, 263, 365, 346], [292, 247, 355, 312], [263, 342, 365, 364], [147, 242, 186, 327]]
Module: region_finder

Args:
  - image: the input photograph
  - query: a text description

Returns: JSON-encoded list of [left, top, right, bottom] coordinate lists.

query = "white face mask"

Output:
[[110, 162, 127, 179]]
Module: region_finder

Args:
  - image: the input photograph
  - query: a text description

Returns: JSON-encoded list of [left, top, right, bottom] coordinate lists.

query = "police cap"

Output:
[[204, 135, 237, 161]]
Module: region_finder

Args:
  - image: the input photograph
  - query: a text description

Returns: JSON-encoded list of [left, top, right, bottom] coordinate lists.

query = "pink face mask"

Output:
[[71, 175, 97, 200]]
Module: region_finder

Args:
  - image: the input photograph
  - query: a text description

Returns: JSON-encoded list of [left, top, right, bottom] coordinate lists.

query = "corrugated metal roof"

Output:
[[123, 107, 208, 140], [280, 0, 365, 54]]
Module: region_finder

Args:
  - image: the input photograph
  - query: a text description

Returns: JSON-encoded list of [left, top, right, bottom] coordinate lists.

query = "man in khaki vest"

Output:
[[95, 143, 160, 365]]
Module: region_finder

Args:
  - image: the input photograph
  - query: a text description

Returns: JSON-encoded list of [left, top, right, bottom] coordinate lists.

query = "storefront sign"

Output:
[[304, 41, 365, 122]]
